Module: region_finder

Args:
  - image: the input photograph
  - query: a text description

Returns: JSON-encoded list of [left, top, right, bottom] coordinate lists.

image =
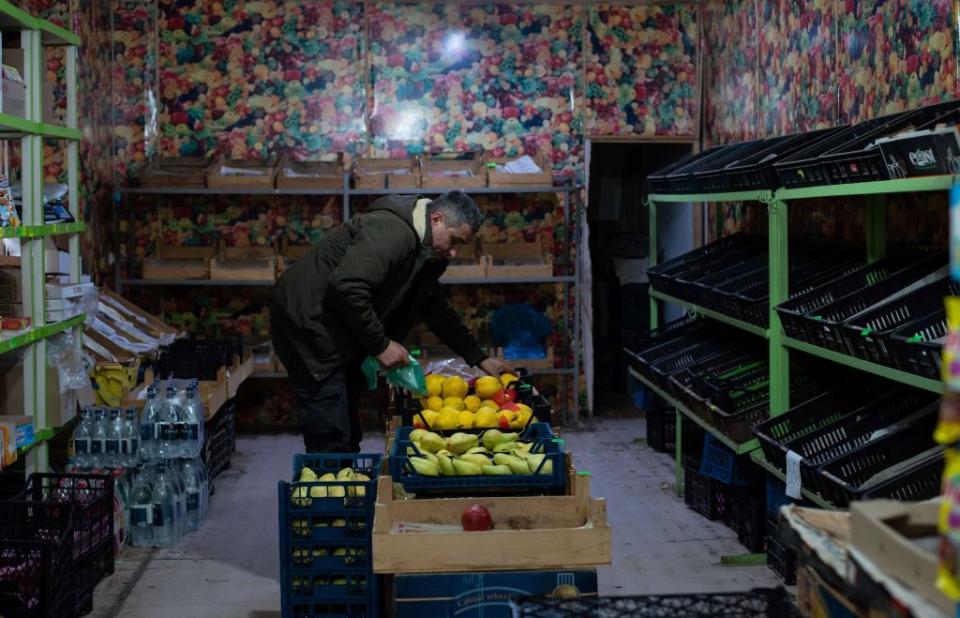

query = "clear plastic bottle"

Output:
[[71, 407, 93, 469], [129, 467, 154, 547], [140, 386, 160, 461], [196, 457, 209, 522], [157, 386, 182, 460], [151, 462, 178, 546], [180, 459, 203, 532], [180, 387, 205, 459], [122, 408, 140, 467], [104, 408, 123, 468], [90, 408, 107, 469]]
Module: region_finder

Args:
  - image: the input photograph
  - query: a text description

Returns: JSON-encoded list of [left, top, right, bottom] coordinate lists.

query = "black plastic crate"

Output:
[[774, 117, 889, 188], [204, 399, 237, 482], [842, 274, 959, 367], [711, 380, 823, 446], [726, 127, 848, 191], [766, 514, 797, 585], [645, 403, 676, 453], [667, 144, 757, 195], [647, 234, 758, 299], [645, 339, 742, 394], [774, 249, 944, 344], [887, 310, 946, 379], [689, 258, 767, 312], [512, 587, 800, 617], [731, 488, 766, 553], [646, 151, 706, 194], [156, 335, 244, 381], [816, 409, 941, 507], [683, 459, 728, 521], [623, 315, 701, 361], [878, 110, 960, 179], [693, 139, 770, 194], [809, 258, 947, 353], [0, 500, 79, 618], [670, 247, 767, 306]]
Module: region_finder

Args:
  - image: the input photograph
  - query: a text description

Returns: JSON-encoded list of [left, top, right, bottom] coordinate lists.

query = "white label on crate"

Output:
[[786, 450, 803, 499]]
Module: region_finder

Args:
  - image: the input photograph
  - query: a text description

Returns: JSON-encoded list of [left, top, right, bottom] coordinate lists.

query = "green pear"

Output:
[[328, 485, 346, 497], [447, 432, 479, 455], [493, 442, 519, 453], [337, 467, 355, 481], [419, 431, 446, 454], [452, 458, 482, 475], [309, 485, 328, 498], [409, 456, 440, 477], [494, 453, 531, 475], [298, 466, 318, 482], [420, 451, 439, 467], [437, 453, 455, 476], [482, 464, 512, 475], [481, 429, 504, 451], [409, 428, 427, 443], [291, 486, 311, 506], [466, 446, 491, 455], [319, 473, 336, 482], [460, 453, 492, 467], [526, 454, 554, 475]]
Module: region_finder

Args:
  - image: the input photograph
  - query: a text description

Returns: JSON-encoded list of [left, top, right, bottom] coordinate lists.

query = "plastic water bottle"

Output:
[[151, 462, 178, 546], [180, 459, 203, 532], [196, 458, 209, 522], [129, 467, 154, 547], [90, 408, 107, 468], [158, 386, 182, 459], [104, 408, 123, 468], [180, 387, 205, 459], [71, 407, 93, 468], [122, 408, 140, 467], [140, 386, 160, 461], [169, 459, 188, 538]]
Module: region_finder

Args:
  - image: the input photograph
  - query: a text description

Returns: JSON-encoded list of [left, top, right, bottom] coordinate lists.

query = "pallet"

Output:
[[372, 473, 611, 574]]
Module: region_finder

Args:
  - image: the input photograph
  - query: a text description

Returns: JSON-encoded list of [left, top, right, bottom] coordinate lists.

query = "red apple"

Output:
[[493, 388, 517, 407], [461, 504, 492, 531], [500, 402, 520, 412]]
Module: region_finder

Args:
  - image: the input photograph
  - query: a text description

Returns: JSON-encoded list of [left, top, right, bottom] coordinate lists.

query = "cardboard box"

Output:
[[1, 363, 94, 429], [0, 414, 34, 449], [484, 152, 553, 187], [390, 569, 597, 618], [850, 500, 953, 615], [796, 566, 864, 618]]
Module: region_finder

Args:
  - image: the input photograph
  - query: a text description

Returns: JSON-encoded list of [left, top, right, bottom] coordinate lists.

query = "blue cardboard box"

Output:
[[392, 569, 597, 618]]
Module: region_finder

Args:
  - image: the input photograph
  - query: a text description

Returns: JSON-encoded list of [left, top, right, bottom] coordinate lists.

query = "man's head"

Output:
[[428, 190, 482, 260]]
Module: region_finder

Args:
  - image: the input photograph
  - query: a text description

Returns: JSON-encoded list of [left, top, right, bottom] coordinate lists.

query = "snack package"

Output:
[[939, 447, 960, 600], [936, 296, 960, 444]]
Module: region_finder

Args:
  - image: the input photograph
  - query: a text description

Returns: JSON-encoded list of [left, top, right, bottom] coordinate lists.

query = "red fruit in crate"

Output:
[[469, 377, 478, 390], [413, 416, 425, 429], [494, 389, 517, 406], [499, 414, 511, 429], [461, 504, 492, 531], [500, 402, 520, 412]]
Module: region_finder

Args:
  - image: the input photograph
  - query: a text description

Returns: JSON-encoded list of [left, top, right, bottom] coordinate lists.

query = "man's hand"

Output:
[[479, 357, 514, 377], [377, 340, 410, 369]]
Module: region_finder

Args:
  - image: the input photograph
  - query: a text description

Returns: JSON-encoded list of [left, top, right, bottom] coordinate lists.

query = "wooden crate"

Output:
[[483, 237, 553, 279], [227, 354, 254, 398], [355, 156, 420, 189], [421, 151, 486, 189], [276, 154, 344, 189], [372, 472, 611, 574], [207, 156, 278, 189], [139, 156, 210, 188], [210, 255, 276, 281], [496, 346, 554, 370], [485, 152, 553, 187], [440, 238, 486, 280], [125, 367, 229, 422], [143, 244, 212, 280]]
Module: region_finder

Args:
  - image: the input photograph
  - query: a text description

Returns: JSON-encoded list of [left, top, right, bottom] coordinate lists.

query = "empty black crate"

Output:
[[156, 335, 244, 380], [887, 310, 946, 379], [645, 403, 676, 453], [683, 457, 729, 521], [730, 487, 766, 553], [766, 514, 797, 585]]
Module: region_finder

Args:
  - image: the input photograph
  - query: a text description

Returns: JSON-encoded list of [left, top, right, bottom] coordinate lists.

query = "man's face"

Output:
[[430, 212, 474, 260]]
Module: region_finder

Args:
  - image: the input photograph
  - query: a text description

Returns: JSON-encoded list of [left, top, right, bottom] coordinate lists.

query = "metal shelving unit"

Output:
[[117, 181, 584, 423], [0, 5, 83, 474], [644, 174, 954, 501]]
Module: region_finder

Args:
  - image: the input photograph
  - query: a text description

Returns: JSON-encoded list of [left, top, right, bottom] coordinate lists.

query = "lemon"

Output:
[[475, 407, 499, 428], [443, 396, 465, 410], [442, 376, 469, 399], [475, 375, 502, 399], [458, 410, 476, 429], [481, 399, 500, 411], [500, 373, 519, 387], [425, 374, 444, 397], [422, 409, 440, 428], [463, 395, 482, 412], [425, 396, 444, 411], [436, 407, 461, 430]]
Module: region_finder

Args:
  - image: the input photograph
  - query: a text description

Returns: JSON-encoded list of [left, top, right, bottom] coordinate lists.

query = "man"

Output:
[[271, 190, 512, 453]]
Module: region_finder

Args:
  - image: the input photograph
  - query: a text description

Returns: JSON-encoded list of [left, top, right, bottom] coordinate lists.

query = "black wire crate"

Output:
[[156, 335, 244, 381], [645, 339, 743, 394], [647, 234, 759, 300], [682, 457, 729, 521], [646, 150, 706, 194], [841, 274, 958, 368], [622, 315, 702, 362], [645, 402, 676, 453], [886, 310, 946, 380], [726, 127, 847, 191], [773, 249, 945, 345], [666, 143, 760, 195], [816, 409, 942, 507], [511, 587, 800, 617], [773, 116, 889, 188], [691, 139, 770, 194], [766, 514, 797, 585]]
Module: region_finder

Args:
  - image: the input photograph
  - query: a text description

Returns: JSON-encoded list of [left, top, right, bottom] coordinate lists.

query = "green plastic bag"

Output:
[[361, 355, 427, 397]]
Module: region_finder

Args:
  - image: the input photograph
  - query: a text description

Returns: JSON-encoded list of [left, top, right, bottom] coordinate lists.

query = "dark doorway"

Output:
[[588, 142, 694, 414]]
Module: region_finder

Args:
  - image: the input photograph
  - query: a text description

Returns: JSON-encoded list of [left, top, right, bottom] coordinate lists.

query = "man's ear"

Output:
[[430, 211, 444, 226]]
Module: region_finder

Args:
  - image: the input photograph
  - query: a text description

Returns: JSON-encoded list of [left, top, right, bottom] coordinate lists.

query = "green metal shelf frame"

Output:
[[648, 290, 769, 338], [16, 417, 76, 457], [0, 221, 84, 238], [0, 313, 85, 356], [646, 174, 954, 512], [748, 450, 834, 510], [0, 1, 80, 45]]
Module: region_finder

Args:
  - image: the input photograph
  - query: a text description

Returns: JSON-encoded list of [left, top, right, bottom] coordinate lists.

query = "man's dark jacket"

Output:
[[272, 195, 486, 381]]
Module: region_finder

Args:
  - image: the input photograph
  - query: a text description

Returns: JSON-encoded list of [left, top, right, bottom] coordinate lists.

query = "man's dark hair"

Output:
[[430, 190, 482, 233]]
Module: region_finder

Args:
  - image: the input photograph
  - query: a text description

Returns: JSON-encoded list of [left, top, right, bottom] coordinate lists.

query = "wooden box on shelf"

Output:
[[126, 367, 228, 422], [277, 237, 314, 274], [354, 156, 420, 190], [496, 346, 555, 370], [484, 152, 553, 187], [421, 151, 486, 189], [210, 241, 277, 282], [207, 155, 278, 189], [276, 154, 344, 190], [483, 236, 553, 279], [142, 243, 214, 280], [439, 238, 486, 280], [139, 156, 210, 188]]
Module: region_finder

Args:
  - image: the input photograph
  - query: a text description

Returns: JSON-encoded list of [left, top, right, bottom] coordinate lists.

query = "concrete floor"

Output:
[[90, 417, 778, 617]]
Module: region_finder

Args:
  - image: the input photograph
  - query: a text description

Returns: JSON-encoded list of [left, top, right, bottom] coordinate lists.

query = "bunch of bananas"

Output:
[[92, 361, 139, 407]]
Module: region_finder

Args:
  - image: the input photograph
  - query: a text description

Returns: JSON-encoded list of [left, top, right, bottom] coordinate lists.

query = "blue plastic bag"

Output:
[[361, 355, 427, 397], [490, 303, 552, 360]]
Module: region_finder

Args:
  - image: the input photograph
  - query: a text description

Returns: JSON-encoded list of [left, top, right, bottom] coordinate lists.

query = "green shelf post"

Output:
[[648, 198, 659, 330], [675, 410, 683, 497], [768, 197, 790, 415], [866, 196, 887, 263]]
